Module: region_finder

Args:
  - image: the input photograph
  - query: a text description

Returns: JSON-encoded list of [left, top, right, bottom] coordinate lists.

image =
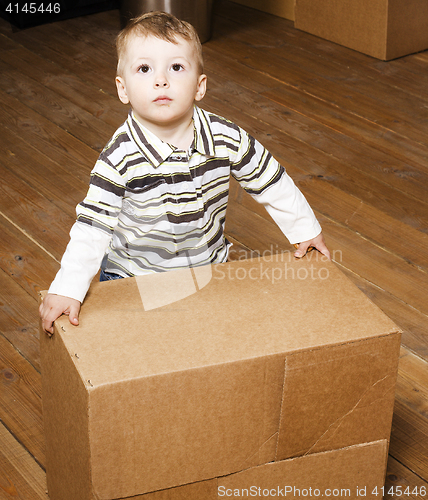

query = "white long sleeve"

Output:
[[48, 222, 112, 302], [253, 172, 322, 245]]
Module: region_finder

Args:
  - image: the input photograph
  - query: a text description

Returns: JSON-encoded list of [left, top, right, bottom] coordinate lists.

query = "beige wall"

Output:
[[231, 0, 295, 21]]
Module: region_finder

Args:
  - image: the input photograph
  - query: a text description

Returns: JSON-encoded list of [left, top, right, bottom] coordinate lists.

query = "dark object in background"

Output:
[[119, 0, 214, 43]]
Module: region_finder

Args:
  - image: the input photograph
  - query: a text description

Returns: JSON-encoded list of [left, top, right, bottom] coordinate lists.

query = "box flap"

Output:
[[276, 335, 400, 460], [89, 355, 285, 498], [113, 479, 218, 500], [218, 440, 389, 499], [109, 440, 389, 499]]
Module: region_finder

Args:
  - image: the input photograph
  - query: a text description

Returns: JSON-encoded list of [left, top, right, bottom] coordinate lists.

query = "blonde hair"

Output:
[[116, 11, 204, 75]]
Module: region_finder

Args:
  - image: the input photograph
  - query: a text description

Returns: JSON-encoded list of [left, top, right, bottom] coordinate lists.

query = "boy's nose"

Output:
[[154, 74, 169, 88]]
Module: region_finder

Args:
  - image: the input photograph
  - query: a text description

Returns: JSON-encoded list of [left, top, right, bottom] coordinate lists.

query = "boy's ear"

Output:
[[116, 76, 130, 105], [194, 74, 207, 102]]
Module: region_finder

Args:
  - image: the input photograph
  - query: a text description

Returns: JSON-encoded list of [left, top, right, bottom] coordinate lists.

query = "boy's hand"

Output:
[[294, 233, 331, 260], [39, 293, 81, 336]]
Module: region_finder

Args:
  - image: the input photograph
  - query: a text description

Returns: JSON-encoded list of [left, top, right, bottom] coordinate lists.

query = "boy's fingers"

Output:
[[67, 304, 80, 326], [41, 312, 55, 336], [317, 244, 331, 260], [293, 242, 311, 258], [39, 295, 81, 335], [44, 323, 54, 336], [293, 240, 331, 260], [312, 237, 331, 260]]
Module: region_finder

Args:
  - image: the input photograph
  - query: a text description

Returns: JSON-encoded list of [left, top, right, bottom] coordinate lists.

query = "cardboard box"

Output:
[[231, 0, 295, 21], [40, 255, 401, 500], [294, 0, 428, 60]]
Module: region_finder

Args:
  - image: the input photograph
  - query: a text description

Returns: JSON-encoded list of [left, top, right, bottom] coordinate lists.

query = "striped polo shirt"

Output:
[[74, 106, 309, 278]]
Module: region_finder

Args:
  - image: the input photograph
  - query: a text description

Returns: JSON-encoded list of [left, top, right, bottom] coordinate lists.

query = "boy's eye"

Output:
[[138, 64, 150, 73], [171, 63, 184, 72]]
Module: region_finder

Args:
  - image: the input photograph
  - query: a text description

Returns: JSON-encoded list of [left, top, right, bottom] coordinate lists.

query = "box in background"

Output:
[[40, 255, 401, 500], [231, 0, 295, 21], [294, 0, 428, 60]]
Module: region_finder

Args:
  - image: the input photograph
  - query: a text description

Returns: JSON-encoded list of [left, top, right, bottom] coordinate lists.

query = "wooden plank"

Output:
[[0, 17, 117, 97], [338, 268, 428, 362], [0, 59, 116, 152], [397, 348, 428, 407], [214, 0, 428, 101], [0, 89, 97, 179], [205, 68, 428, 205], [0, 268, 41, 372], [0, 335, 44, 468], [204, 46, 279, 94], [206, 15, 428, 165], [61, 8, 121, 47], [0, 214, 60, 299], [319, 215, 428, 317], [206, 95, 428, 260], [201, 94, 428, 234], [260, 85, 428, 177], [204, 44, 428, 178], [291, 178, 428, 273], [413, 52, 428, 65], [225, 234, 261, 262], [225, 199, 293, 256], [0, 41, 126, 129], [0, 422, 48, 500], [0, 160, 75, 262], [385, 456, 428, 499], [205, 47, 428, 172], [389, 348, 428, 481], [0, 122, 88, 217], [212, 5, 428, 133]]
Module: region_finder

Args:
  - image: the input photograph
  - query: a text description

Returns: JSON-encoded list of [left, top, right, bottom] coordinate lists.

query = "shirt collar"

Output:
[[126, 107, 217, 168], [126, 111, 175, 169], [192, 106, 216, 157]]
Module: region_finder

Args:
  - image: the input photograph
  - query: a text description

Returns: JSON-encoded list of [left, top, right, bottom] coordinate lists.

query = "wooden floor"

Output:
[[1, 0, 428, 497]]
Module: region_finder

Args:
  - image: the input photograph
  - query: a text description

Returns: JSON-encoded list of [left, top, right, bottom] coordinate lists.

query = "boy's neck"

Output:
[[133, 111, 194, 151], [156, 119, 194, 151]]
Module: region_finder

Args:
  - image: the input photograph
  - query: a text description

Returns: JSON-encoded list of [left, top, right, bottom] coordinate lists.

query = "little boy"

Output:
[[40, 11, 330, 334]]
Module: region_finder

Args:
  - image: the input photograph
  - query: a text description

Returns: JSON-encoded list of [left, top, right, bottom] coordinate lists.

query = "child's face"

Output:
[[116, 34, 206, 133]]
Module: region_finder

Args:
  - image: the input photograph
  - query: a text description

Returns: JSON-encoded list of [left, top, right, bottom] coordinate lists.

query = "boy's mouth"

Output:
[[154, 95, 172, 104]]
